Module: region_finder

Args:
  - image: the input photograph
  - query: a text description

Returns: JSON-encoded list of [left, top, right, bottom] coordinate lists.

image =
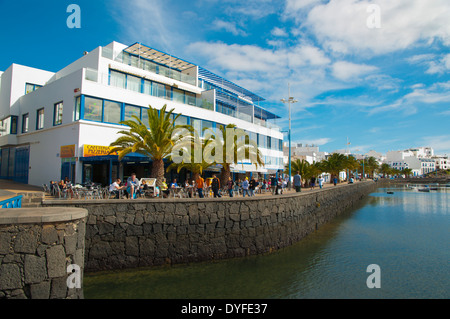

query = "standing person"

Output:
[[234, 179, 241, 196], [211, 175, 221, 198], [160, 178, 170, 198], [242, 177, 250, 197], [318, 176, 324, 189], [195, 175, 205, 198], [310, 176, 316, 190], [249, 176, 256, 197], [293, 171, 302, 192], [270, 175, 277, 195], [333, 176, 338, 186], [127, 173, 140, 199], [227, 177, 234, 197]]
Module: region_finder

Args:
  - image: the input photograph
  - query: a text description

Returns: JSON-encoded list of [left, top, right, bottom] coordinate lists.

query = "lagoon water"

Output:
[[84, 185, 449, 299]]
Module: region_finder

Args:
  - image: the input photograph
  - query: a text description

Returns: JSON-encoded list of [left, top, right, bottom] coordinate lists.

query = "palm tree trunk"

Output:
[[220, 163, 231, 188], [152, 159, 165, 187]]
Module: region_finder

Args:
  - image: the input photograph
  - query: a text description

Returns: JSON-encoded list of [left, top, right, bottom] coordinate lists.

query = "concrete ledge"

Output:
[[0, 207, 88, 225]]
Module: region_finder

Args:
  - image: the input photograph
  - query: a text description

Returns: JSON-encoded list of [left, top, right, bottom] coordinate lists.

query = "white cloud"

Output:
[[295, 137, 332, 146], [407, 53, 450, 74], [271, 27, 288, 37], [331, 61, 378, 81], [420, 135, 450, 154], [211, 19, 247, 36], [290, 0, 450, 56]]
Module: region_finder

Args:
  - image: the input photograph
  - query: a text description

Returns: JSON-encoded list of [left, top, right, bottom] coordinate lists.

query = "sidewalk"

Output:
[[0, 179, 42, 201]]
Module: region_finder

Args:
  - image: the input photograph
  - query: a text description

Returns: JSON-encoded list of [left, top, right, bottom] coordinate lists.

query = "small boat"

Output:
[[418, 188, 430, 192], [387, 191, 394, 194], [445, 184, 450, 188]]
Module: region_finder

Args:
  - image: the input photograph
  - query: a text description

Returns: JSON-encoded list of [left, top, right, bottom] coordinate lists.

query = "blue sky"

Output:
[[1, 0, 449, 155]]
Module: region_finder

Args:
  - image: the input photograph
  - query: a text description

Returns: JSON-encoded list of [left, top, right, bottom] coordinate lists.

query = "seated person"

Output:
[[170, 178, 178, 189], [109, 178, 125, 199], [126, 173, 140, 199]]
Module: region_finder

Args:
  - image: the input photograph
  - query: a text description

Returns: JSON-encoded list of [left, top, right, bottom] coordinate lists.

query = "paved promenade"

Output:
[[0, 180, 42, 202], [0, 178, 355, 202]]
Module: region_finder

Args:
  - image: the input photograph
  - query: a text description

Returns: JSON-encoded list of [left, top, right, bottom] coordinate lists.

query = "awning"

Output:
[[124, 43, 197, 72]]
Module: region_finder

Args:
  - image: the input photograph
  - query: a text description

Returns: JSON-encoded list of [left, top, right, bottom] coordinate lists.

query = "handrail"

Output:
[[0, 195, 23, 208]]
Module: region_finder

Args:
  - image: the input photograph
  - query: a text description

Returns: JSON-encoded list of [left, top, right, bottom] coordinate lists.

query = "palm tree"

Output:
[[204, 124, 264, 187], [285, 159, 310, 178], [379, 163, 392, 178], [166, 138, 214, 181], [362, 156, 379, 179], [345, 155, 360, 179], [403, 168, 413, 178], [321, 153, 348, 183], [108, 104, 180, 186]]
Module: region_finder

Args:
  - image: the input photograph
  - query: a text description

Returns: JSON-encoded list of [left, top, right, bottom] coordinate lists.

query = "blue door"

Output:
[[13, 146, 30, 184]]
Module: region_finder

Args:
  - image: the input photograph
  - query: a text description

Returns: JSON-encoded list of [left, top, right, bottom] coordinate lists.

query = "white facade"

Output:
[[386, 149, 437, 176], [0, 41, 284, 186]]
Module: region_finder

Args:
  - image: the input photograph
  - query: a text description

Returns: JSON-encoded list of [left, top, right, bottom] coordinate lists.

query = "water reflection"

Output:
[[84, 186, 450, 299]]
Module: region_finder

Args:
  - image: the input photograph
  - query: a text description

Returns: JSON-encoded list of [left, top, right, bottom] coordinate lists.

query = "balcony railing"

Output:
[[84, 68, 214, 111], [102, 47, 197, 86]]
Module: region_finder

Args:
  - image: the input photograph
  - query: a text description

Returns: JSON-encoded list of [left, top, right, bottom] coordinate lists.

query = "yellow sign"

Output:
[[60, 145, 76, 158], [83, 145, 118, 157]]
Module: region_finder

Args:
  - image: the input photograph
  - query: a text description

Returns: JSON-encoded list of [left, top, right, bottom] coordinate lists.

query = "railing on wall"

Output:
[[0, 195, 23, 208]]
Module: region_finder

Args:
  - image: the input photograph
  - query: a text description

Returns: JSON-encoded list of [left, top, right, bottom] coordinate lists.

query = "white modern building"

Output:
[[283, 142, 328, 165], [0, 41, 284, 186], [386, 148, 436, 176], [432, 155, 449, 171]]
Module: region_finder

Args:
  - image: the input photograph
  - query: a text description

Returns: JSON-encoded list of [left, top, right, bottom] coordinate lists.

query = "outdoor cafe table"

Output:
[[170, 187, 183, 198]]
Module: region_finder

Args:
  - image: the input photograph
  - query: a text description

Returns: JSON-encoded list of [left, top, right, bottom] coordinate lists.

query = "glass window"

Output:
[[54, 102, 63, 126], [36, 108, 44, 130], [25, 83, 41, 94], [10, 116, 18, 134], [130, 55, 139, 68], [190, 118, 201, 136], [127, 75, 141, 92], [165, 85, 172, 100], [22, 114, 29, 133], [141, 108, 149, 128], [186, 92, 196, 106], [152, 82, 165, 99], [202, 120, 213, 134], [124, 104, 141, 122], [84, 97, 102, 122], [110, 70, 126, 89], [173, 88, 185, 104], [104, 100, 122, 124], [74, 96, 81, 121], [174, 115, 188, 127], [25, 83, 35, 94], [143, 80, 152, 95]]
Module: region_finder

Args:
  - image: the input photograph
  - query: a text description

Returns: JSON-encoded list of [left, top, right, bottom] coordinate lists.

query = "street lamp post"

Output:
[[281, 84, 298, 191]]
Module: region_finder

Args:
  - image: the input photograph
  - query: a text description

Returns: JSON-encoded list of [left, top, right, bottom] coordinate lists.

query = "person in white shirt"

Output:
[[109, 178, 125, 199]]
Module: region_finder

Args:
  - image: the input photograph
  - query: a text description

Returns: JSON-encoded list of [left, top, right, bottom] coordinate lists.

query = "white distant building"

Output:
[[386, 147, 436, 176], [284, 142, 328, 164], [432, 155, 449, 171]]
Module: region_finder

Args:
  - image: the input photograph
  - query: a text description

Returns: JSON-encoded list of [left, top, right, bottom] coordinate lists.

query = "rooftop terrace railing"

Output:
[[102, 47, 197, 87]]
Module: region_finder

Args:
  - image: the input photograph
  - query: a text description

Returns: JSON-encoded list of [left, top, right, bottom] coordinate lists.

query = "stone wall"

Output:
[[41, 181, 378, 272], [0, 208, 87, 299]]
